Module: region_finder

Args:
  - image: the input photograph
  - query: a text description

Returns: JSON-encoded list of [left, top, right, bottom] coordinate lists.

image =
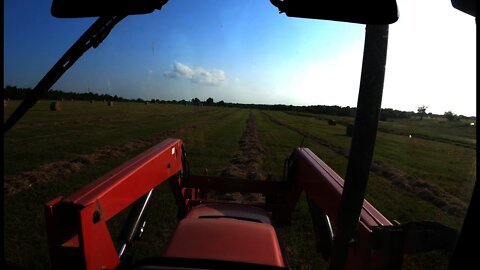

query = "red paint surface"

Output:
[[163, 204, 285, 267]]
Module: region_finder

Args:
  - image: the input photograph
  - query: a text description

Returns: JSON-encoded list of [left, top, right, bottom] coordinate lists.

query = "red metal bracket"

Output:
[[289, 148, 399, 269], [45, 138, 184, 269]]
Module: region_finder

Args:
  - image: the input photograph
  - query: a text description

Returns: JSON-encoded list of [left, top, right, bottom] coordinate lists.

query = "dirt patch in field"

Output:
[[265, 112, 467, 217], [215, 112, 267, 202]]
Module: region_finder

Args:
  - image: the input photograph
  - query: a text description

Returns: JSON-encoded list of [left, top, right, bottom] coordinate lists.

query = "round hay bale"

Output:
[[50, 101, 61, 111], [108, 101, 113, 107], [328, 119, 337, 126], [346, 124, 354, 137]]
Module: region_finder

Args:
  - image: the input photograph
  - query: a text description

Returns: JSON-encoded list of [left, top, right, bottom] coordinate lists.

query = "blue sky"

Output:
[[4, 0, 476, 116]]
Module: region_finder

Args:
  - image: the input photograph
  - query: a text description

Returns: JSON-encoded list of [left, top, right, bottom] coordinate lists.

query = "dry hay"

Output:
[[3, 118, 233, 197], [370, 161, 467, 217], [4, 111, 233, 196], [216, 112, 266, 203], [50, 101, 61, 111], [4, 128, 184, 196]]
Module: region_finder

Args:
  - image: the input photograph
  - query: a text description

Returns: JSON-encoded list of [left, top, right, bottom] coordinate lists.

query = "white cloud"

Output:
[[164, 62, 226, 86]]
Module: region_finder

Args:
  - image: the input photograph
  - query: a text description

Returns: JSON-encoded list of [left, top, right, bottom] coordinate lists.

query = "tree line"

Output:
[[4, 86, 473, 120], [3, 85, 130, 102]]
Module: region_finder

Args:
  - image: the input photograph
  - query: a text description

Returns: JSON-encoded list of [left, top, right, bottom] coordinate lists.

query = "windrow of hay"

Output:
[[4, 128, 189, 196], [4, 109, 240, 196], [215, 112, 267, 203]]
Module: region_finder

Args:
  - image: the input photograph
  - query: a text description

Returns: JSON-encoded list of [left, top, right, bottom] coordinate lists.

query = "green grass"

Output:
[[285, 111, 476, 147], [4, 103, 249, 269], [258, 110, 461, 225], [4, 103, 475, 270], [379, 117, 476, 146], [263, 111, 476, 204], [183, 109, 249, 175], [4, 101, 219, 175], [257, 110, 475, 270], [254, 110, 326, 269]]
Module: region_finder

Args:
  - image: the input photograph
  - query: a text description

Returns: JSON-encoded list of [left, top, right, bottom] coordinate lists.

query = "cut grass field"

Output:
[[4, 101, 476, 269], [264, 111, 476, 206], [286, 111, 476, 148]]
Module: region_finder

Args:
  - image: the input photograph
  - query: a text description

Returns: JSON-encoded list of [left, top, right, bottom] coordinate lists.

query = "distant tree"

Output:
[[417, 105, 428, 120], [217, 100, 225, 107], [206, 97, 214, 106], [191, 97, 201, 105], [444, 111, 458, 121]]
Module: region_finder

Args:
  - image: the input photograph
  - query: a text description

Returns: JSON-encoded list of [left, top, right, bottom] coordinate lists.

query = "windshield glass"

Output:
[[3, 0, 476, 269]]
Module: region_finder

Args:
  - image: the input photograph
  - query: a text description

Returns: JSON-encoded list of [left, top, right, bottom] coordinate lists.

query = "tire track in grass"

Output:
[[215, 111, 267, 202], [263, 111, 467, 217], [4, 110, 235, 197]]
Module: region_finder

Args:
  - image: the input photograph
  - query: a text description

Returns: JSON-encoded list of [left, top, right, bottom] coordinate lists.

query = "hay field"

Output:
[[4, 101, 476, 269]]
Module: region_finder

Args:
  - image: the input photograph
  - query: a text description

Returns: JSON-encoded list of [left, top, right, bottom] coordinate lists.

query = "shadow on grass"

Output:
[[4, 262, 30, 270]]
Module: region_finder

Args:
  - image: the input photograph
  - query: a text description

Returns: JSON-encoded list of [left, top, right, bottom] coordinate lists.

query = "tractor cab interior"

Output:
[[4, 1, 476, 270]]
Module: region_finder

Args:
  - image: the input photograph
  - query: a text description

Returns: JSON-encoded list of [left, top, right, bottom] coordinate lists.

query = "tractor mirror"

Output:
[[270, 0, 399, 24], [51, 0, 169, 18]]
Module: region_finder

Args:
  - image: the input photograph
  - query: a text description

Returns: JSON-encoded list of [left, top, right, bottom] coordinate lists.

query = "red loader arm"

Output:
[[44, 139, 456, 270], [45, 138, 184, 270]]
